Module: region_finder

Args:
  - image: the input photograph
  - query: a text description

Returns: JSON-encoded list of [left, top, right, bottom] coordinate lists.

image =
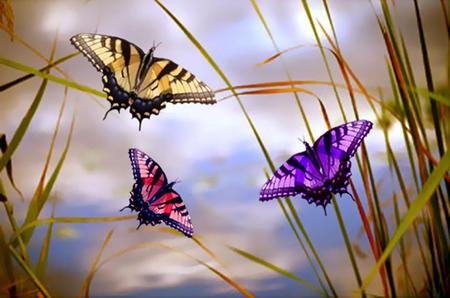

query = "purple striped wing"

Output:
[[260, 120, 372, 209], [260, 152, 324, 201], [313, 120, 372, 181]]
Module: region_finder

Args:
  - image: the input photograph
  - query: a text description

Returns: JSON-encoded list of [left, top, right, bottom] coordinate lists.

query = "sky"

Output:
[[0, 0, 447, 297]]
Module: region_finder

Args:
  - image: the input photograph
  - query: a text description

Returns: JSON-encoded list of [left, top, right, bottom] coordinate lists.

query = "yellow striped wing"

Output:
[[136, 58, 215, 104], [70, 33, 144, 93]]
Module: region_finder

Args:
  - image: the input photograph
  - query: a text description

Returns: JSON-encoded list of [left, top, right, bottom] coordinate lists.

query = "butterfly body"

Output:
[[260, 120, 372, 210], [70, 34, 216, 129], [124, 148, 193, 237]]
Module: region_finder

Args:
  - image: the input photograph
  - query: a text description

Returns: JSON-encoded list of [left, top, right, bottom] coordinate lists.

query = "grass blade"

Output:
[[0, 78, 47, 173], [359, 149, 450, 292], [300, 0, 347, 122], [8, 246, 50, 297], [35, 202, 56, 279], [96, 242, 255, 298], [0, 56, 104, 97], [250, 0, 314, 139], [413, 87, 450, 106], [1, 179, 32, 266], [413, 0, 445, 157], [80, 229, 114, 298], [0, 225, 15, 291], [20, 114, 75, 245], [0, 0, 15, 40], [228, 245, 323, 295], [9, 215, 135, 244], [0, 52, 79, 92], [263, 171, 331, 297], [0, 133, 22, 198]]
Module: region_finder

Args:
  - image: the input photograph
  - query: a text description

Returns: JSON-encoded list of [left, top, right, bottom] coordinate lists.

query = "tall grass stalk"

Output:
[[7, 245, 50, 298], [250, 0, 314, 140], [0, 52, 79, 92], [378, 3, 449, 295], [155, 1, 336, 296], [20, 114, 75, 246], [0, 179, 31, 266], [360, 148, 450, 292], [81, 229, 114, 298], [250, 1, 335, 295], [317, 16, 391, 296]]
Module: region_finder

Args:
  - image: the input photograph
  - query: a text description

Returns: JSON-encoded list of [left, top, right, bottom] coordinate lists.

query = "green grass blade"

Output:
[[94, 242, 255, 298], [0, 52, 79, 92], [247, 2, 335, 292], [228, 245, 323, 295], [0, 179, 32, 266], [0, 225, 15, 287], [8, 245, 50, 297], [250, 0, 314, 140], [0, 56, 104, 97], [35, 202, 56, 279], [284, 198, 337, 297], [154, 5, 334, 295], [263, 171, 331, 297], [154, 0, 274, 171], [0, 78, 48, 173], [0, 133, 23, 198], [9, 215, 135, 244], [386, 61, 420, 191], [413, 87, 450, 106], [20, 114, 75, 245], [81, 229, 114, 298], [392, 192, 419, 297], [300, 0, 347, 122], [359, 149, 450, 292], [413, 0, 445, 156], [331, 196, 365, 297]]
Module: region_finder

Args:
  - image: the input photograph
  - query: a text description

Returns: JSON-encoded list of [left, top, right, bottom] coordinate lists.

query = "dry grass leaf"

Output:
[[0, 0, 14, 40]]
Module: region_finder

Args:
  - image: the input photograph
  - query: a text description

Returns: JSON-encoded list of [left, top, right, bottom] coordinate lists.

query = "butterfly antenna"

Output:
[[174, 178, 182, 184]]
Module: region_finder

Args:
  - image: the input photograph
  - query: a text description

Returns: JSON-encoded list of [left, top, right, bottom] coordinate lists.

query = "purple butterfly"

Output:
[[260, 120, 373, 211], [122, 148, 194, 237]]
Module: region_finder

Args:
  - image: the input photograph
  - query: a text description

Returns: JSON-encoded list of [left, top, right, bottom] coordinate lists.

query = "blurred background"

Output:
[[0, 0, 447, 297]]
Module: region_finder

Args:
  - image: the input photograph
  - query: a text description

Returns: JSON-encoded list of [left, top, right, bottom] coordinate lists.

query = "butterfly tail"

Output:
[[340, 190, 355, 201], [103, 106, 118, 120], [120, 205, 130, 212]]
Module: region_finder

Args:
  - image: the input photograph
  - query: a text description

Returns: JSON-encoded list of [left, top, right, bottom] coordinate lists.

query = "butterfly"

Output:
[[260, 120, 373, 211], [122, 148, 194, 237], [70, 33, 216, 130]]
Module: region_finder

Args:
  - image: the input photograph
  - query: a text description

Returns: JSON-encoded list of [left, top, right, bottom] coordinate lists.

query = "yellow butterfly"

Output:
[[71, 33, 216, 129]]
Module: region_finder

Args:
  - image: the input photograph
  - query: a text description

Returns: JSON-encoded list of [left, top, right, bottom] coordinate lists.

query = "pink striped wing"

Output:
[[129, 148, 167, 202], [149, 190, 193, 237]]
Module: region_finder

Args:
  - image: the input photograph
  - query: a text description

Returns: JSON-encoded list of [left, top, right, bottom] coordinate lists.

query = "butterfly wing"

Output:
[[135, 58, 216, 105], [128, 58, 216, 123], [313, 120, 373, 192], [260, 152, 325, 201], [70, 33, 145, 111], [144, 189, 193, 237], [128, 148, 168, 211]]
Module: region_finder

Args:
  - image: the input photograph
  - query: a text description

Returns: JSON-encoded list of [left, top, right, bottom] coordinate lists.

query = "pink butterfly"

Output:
[[122, 148, 193, 237]]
